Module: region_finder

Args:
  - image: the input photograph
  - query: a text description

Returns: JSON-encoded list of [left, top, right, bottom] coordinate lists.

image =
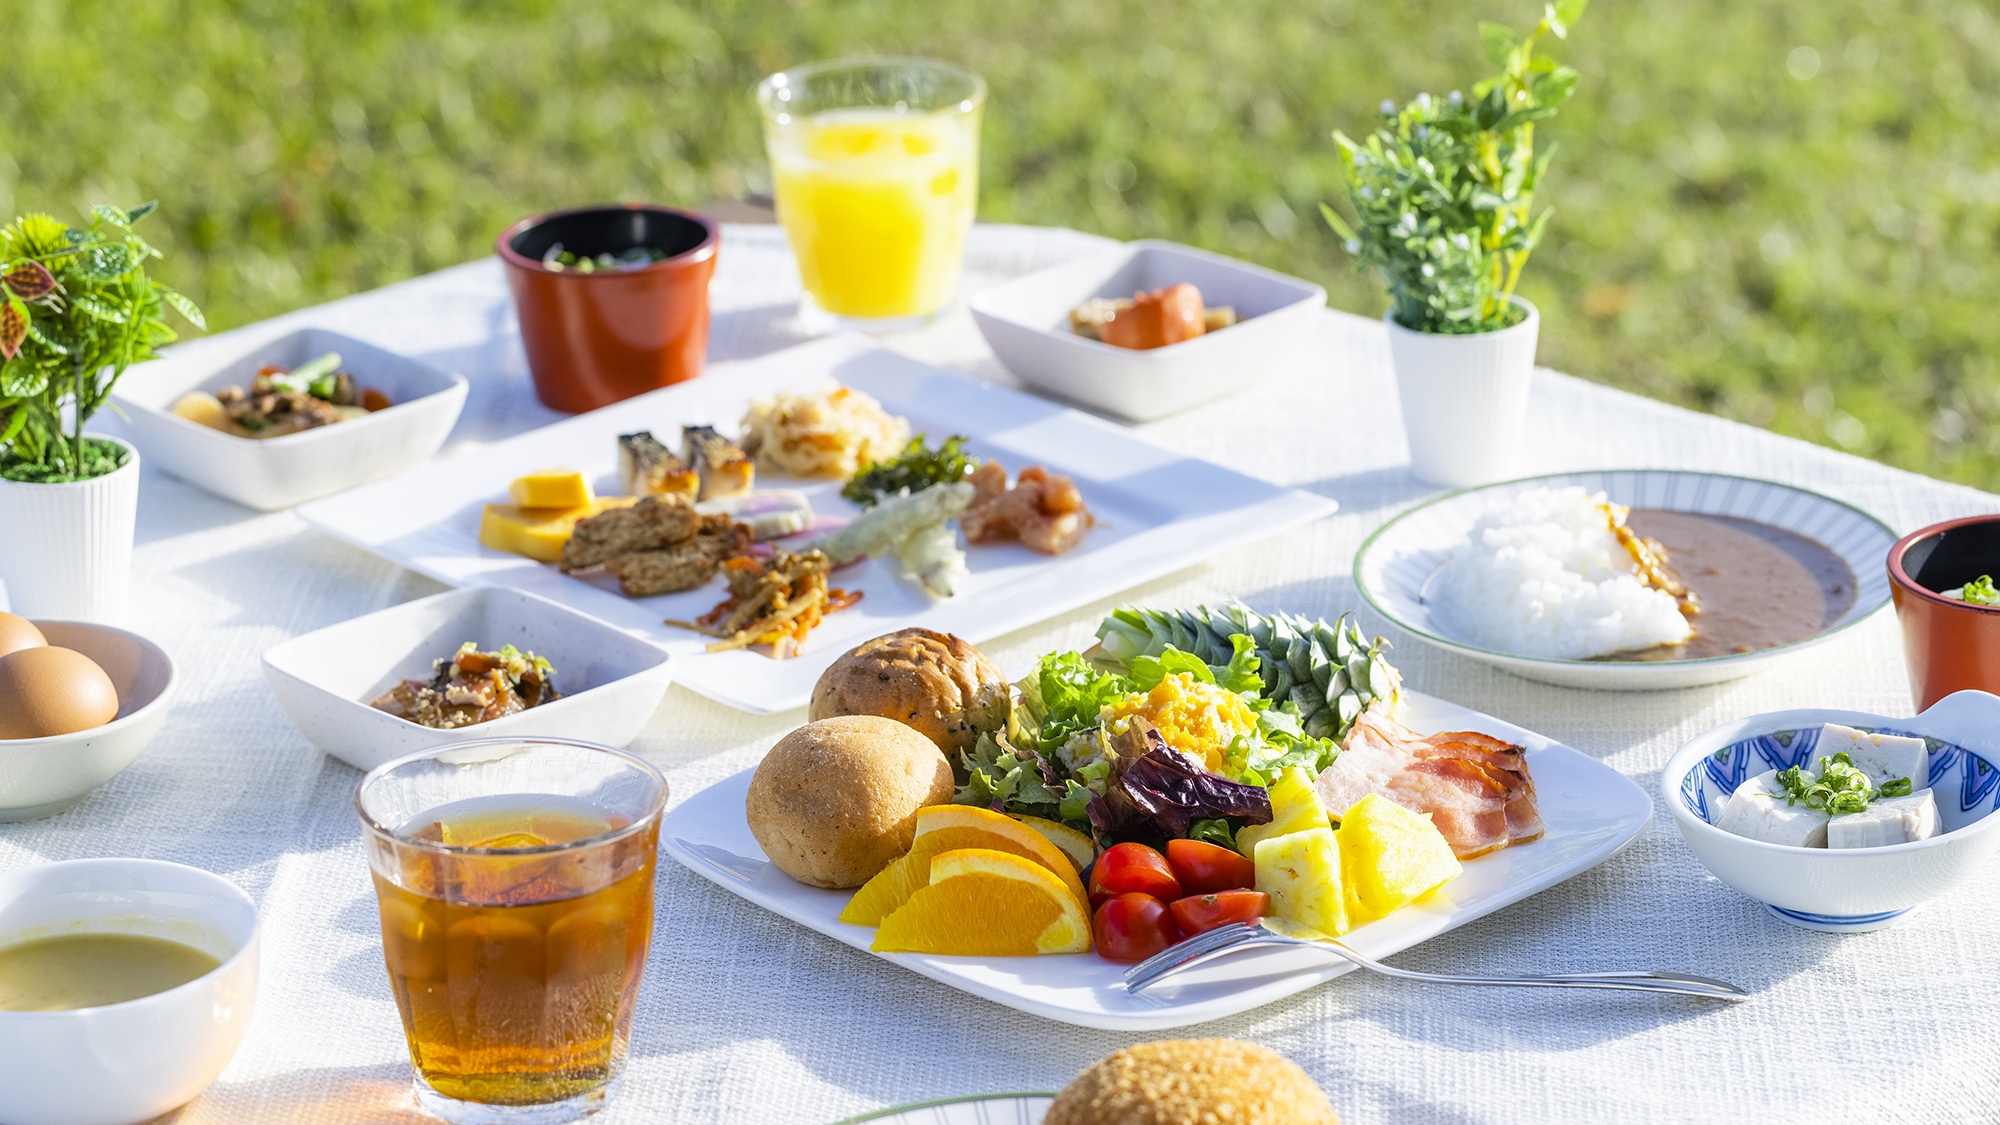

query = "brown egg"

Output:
[[0, 612, 47, 660], [0, 647, 120, 739]]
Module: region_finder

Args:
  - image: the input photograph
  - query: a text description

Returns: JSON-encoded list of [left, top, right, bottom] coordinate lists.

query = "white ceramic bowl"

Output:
[[110, 326, 468, 511], [1663, 690, 2000, 932], [0, 621, 177, 822], [262, 585, 675, 772], [1355, 469, 1897, 691], [0, 859, 259, 1125], [969, 239, 1326, 422]]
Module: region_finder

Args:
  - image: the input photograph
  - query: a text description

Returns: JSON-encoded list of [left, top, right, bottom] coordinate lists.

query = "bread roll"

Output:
[[809, 628, 1009, 755], [1044, 1039, 1339, 1125], [745, 716, 955, 889]]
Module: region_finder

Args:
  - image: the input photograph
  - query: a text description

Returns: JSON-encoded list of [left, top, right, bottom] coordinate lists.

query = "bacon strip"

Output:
[[1314, 704, 1543, 858]]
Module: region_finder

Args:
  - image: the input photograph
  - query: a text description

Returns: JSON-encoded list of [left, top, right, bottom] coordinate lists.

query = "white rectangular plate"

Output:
[[297, 334, 1337, 713], [662, 690, 1654, 1031]]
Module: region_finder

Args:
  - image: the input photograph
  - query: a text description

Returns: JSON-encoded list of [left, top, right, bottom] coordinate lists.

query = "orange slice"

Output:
[[871, 848, 1093, 955], [1018, 815, 1094, 872], [839, 805, 1088, 925]]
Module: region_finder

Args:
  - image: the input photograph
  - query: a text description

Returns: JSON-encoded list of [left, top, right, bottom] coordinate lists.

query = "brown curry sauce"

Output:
[[1600, 510, 1856, 662]]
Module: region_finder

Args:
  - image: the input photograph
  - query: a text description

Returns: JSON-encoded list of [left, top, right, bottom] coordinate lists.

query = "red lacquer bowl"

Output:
[[497, 204, 719, 414], [1888, 514, 2000, 710]]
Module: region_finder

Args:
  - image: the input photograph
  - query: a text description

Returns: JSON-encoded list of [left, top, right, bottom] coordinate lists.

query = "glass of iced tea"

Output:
[[758, 57, 985, 332], [355, 738, 667, 1124]]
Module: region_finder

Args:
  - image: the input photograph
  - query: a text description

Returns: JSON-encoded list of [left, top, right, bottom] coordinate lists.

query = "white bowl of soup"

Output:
[[0, 859, 260, 1125]]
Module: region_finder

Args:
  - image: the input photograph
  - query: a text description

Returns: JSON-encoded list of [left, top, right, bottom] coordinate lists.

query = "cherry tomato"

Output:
[[1087, 842, 1181, 909], [1093, 893, 1182, 963], [1168, 890, 1271, 937], [1165, 838, 1257, 895]]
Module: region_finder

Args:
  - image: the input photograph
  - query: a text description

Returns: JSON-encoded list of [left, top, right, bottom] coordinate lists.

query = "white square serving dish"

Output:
[[111, 326, 468, 511], [295, 334, 1339, 715], [664, 690, 1654, 1030], [969, 239, 1326, 422], [261, 586, 674, 772]]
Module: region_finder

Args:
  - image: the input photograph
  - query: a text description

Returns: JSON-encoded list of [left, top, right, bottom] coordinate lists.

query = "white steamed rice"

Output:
[[1431, 486, 1692, 660]]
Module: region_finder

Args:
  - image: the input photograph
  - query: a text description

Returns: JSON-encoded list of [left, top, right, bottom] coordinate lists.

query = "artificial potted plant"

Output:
[[1322, 1, 1587, 487], [0, 203, 202, 622]]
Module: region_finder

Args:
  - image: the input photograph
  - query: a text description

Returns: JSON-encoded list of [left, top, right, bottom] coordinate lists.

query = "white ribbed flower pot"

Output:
[[0, 434, 140, 623], [1386, 296, 1540, 488]]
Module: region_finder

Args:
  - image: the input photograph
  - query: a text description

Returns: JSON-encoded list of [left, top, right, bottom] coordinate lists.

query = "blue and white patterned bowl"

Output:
[[1354, 470, 1896, 690], [1663, 691, 2000, 932]]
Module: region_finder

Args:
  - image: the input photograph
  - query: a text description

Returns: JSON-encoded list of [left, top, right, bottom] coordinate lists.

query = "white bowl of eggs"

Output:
[[0, 613, 178, 821]]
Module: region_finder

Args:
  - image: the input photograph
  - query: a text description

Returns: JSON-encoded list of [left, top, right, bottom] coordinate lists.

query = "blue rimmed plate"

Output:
[[1354, 470, 1896, 691], [829, 1093, 1054, 1125], [1662, 691, 2000, 932]]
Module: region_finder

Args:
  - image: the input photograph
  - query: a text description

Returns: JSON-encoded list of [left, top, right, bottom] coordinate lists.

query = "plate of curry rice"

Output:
[[1354, 470, 1896, 691]]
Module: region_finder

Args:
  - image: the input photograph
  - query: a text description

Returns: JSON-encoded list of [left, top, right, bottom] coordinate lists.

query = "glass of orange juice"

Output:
[[758, 57, 985, 332], [355, 738, 667, 1124]]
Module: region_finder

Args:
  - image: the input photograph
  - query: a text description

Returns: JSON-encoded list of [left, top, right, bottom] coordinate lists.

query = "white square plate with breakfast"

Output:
[[296, 334, 1337, 714], [661, 689, 1654, 1031]]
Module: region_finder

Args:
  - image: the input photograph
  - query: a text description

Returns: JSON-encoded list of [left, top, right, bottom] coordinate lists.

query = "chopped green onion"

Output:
[[1774, 751, 1887, 815], [1961, 575, 2000, 605]]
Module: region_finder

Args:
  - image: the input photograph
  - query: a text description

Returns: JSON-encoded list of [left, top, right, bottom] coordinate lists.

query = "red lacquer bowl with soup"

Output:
[[498, 204, 719, 414], [1888, 514, 2000, 710]]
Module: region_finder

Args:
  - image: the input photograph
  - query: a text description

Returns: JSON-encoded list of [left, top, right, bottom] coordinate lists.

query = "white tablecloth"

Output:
[[10, 223, 2000, 1124]]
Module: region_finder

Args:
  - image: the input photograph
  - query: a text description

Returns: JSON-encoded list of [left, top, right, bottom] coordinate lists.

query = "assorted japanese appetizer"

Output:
[[739, 382, 910, 478], [617, 430, 699, 500], [368, 642, 559, 729], [684, 424, 756, 500], [472, 397, 1099, 656], [842, 433, 980, 506], [560, 492, 752, 597], [1070, 282, 1238, 350], [1715, 723, 1935, 849], [171, 351, 392, 439], [666, 549, 861, 657], [1432, 485, 1855, 662], [962, 460, 1097, 555]]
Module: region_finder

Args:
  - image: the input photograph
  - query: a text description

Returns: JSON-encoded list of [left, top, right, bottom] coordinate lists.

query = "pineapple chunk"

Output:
[[1236, 766, 1333, 858], [1253, 827, 1347, 938], [509, 469, 593, 510], [1336, 794, 1462, 927], [478, 496, 635, 562]]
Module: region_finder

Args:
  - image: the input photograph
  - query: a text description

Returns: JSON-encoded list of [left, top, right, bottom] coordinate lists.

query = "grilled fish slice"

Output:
[[618, 430, 699, 501], [683, 424, 756, 500]]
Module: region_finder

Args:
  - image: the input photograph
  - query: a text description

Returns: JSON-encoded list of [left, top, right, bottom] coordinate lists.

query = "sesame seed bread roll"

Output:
[[1044, 1039, 1339, 1125]]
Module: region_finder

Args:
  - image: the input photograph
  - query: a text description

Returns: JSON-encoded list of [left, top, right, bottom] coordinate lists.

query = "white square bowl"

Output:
[[111, 326, 468, 511], [969, 239, 1326, 422], [261, 586, 675, 772]]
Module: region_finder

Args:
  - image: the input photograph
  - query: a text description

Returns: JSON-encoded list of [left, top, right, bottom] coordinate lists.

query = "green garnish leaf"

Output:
[[1187, 818, 1237, 849], [842, 433, 981, 507]]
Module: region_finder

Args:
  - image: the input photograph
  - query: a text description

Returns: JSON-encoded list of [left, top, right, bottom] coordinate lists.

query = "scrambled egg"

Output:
[[1101, 673, 1259, 772]]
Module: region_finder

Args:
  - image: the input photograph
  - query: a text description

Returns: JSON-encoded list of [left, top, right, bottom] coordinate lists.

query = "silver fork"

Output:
[[1124, 919, 1749, 1001]]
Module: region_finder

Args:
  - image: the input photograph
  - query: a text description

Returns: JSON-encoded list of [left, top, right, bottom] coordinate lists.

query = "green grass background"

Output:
[[4, 0, 1996, 486]]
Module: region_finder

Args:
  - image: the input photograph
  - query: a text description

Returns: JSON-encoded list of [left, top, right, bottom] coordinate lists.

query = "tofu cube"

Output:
[[1827, 788, 1940, 849], [1818, 723, 1928, 790], [1715, 769, 1830, 847]]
